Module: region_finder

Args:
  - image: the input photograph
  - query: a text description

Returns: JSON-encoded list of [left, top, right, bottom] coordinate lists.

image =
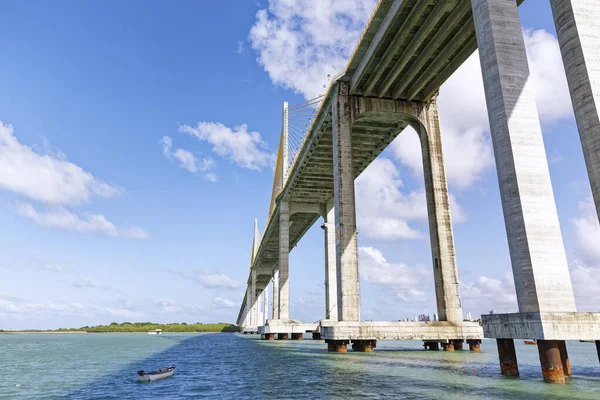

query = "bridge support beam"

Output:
[[473, 0, 583, 382], [418, 101, 463, 323], [272, 269, 279, 320], [550, 0, 600, 224], [279, 201, 290, 320], [322, 198, 338, 321], [332, 82, 360, 322]]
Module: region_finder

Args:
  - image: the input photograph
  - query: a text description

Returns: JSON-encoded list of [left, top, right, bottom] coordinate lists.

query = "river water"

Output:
[[0, 333, 598, 399]]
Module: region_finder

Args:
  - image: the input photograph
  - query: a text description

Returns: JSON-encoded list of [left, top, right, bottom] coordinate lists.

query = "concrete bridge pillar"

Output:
[[419, 101, 463, 323], [279, 201, 290, 320], [322, 198, 338, 321], [473, 0, 577, 382], [550, 0, 600, 223], [272, 269, 279, 319], [251, 270, 257, 327], [332, 82, 360, 322], [263, 286, 268, 325]]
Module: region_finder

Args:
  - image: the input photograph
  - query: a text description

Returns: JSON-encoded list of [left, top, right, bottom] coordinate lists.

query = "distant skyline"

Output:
[[1, 0, 599, 330]]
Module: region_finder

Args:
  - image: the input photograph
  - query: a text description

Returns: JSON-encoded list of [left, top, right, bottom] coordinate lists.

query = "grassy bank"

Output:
[[0, 322, 241, 333]]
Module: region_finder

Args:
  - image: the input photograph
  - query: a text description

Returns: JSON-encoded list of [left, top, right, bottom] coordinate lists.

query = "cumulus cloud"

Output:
[[249, 0, 377, 99], [0, 299, 86, 317], [160, 136, 217, 181], [0, 121, 119, 205], [179, 123, 274, 171], [460, 274, 518, 316], [213, 297, 236, 308], [359, 246, 431, 303], [572, 197, 600, 262], [17, 203, 149, 239], [355, 157, 465, 241]]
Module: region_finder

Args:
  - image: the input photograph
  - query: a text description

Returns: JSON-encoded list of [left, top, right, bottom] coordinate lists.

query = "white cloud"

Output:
[[355, 157, 465, 241], [249, 0, 377, 99], [0, 299, 86, 317], [359, 246, 431, 303], [572, 197, 600, 261], [172, 268, 242, 290], [460, 274, 518, 316], [17, 203, 149, 239], [160, 136, 217, 181], [213, 297, 236, 308], [0, 121, 119, 205], [179, 123, 274, 171]]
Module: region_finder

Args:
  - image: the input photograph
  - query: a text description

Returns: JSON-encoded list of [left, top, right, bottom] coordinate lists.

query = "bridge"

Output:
[[237, 0, 600, 384]]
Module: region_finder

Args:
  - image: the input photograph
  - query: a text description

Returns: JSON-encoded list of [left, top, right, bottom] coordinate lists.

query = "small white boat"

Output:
[[147, 329, 162, 335], [137, 365, 175, 382]]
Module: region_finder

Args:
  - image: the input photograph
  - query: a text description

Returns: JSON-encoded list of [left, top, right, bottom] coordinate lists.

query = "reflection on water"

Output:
[[0, 333, 598, 399]]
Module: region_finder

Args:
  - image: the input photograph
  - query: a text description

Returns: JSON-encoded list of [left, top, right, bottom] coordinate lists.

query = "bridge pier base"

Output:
[[467, 339, 481, 352], [351, 340, 376, 352], [291, 333, 303, 341], [326, 340, 349, 352], [497, 339, 519, 377], [441, 342, 454, 352], [451, 340, 464, 350], [264, 333, 275, 341], [423, 341, 439, 351], [277, 333, 288, 340], [537, 340, 566, 384]]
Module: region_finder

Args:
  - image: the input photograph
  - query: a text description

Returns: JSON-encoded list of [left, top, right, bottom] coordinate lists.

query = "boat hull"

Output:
[[137, 370, 174, 382]]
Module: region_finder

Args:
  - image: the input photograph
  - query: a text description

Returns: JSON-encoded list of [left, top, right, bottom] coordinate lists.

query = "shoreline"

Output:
[[0, 331, 231, 335]]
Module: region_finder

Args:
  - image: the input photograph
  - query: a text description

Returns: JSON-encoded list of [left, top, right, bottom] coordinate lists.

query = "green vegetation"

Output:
[[1, 322, 241, 333]]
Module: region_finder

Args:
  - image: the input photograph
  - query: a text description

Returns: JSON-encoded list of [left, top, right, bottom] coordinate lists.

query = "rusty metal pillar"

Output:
[[451, 340, 464, 350], [497, 339, 519, 377], [265, 333, 275, 341], [467, 339, 481, 352], [352, 340, 376, 352], [558, 340, 571, 378], [537, 340, 566, 383], [291, 333, 303, 341], [326, 340, 349, 352], [277, 333, 289, 340], [442, 342, 454, 352]]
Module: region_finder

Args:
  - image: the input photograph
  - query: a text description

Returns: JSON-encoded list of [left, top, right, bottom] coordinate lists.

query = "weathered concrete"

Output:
[[596, 341, 600, 363], [467, 339, 481, 352], [418, 100, 463, 323], [264, 333, 275, 341], [352, 340, 376, 352], [320, 320, 483, 341], [291, 333, 303, 341], [332, 82, 360, 322], [472, 0, 577, 314], [550, 0, 600, 223], [323, 199, 338, 321], [497, 339, 519, 377], [278, 333, 289, 340], [482, 312, 600, 340], [251, 270, 257, 327], [279, 201, 290, 320], [537, 340, 566, 384], [451, 340, 464, 351], [259, 320, 319, 336], [263, 287, 268, 326]]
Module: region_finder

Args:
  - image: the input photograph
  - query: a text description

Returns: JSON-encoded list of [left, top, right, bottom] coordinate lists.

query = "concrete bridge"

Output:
[[237, 0, 600, 383]]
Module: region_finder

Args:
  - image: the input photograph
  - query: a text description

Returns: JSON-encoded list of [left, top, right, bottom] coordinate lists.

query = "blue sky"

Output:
[[1, 1, 598, 330]]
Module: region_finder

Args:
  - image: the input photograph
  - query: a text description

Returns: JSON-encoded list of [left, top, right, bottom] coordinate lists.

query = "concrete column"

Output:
[[451, 340, 464, 351], [419, 101, 463, 323], [537, 340, 566, 383], [291, 333, 303, 341], [332, 81, 360, 322], [550, 0, 600, 223], [272, 270, 279, 319], [279, 201, 290, 320], [251, 270, 257, 327], [441, 342, 455, 352], [323, 198, 338, 321], [326, 340, 349, 352], [596, 341, 600, 364], [263, 286, 268, 325], [277, 333, 289, 340], [497, 339, 519, 377], [467, 339, 481, 352], [352, 340, 376, 352], [472, 0, 577, 313]]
